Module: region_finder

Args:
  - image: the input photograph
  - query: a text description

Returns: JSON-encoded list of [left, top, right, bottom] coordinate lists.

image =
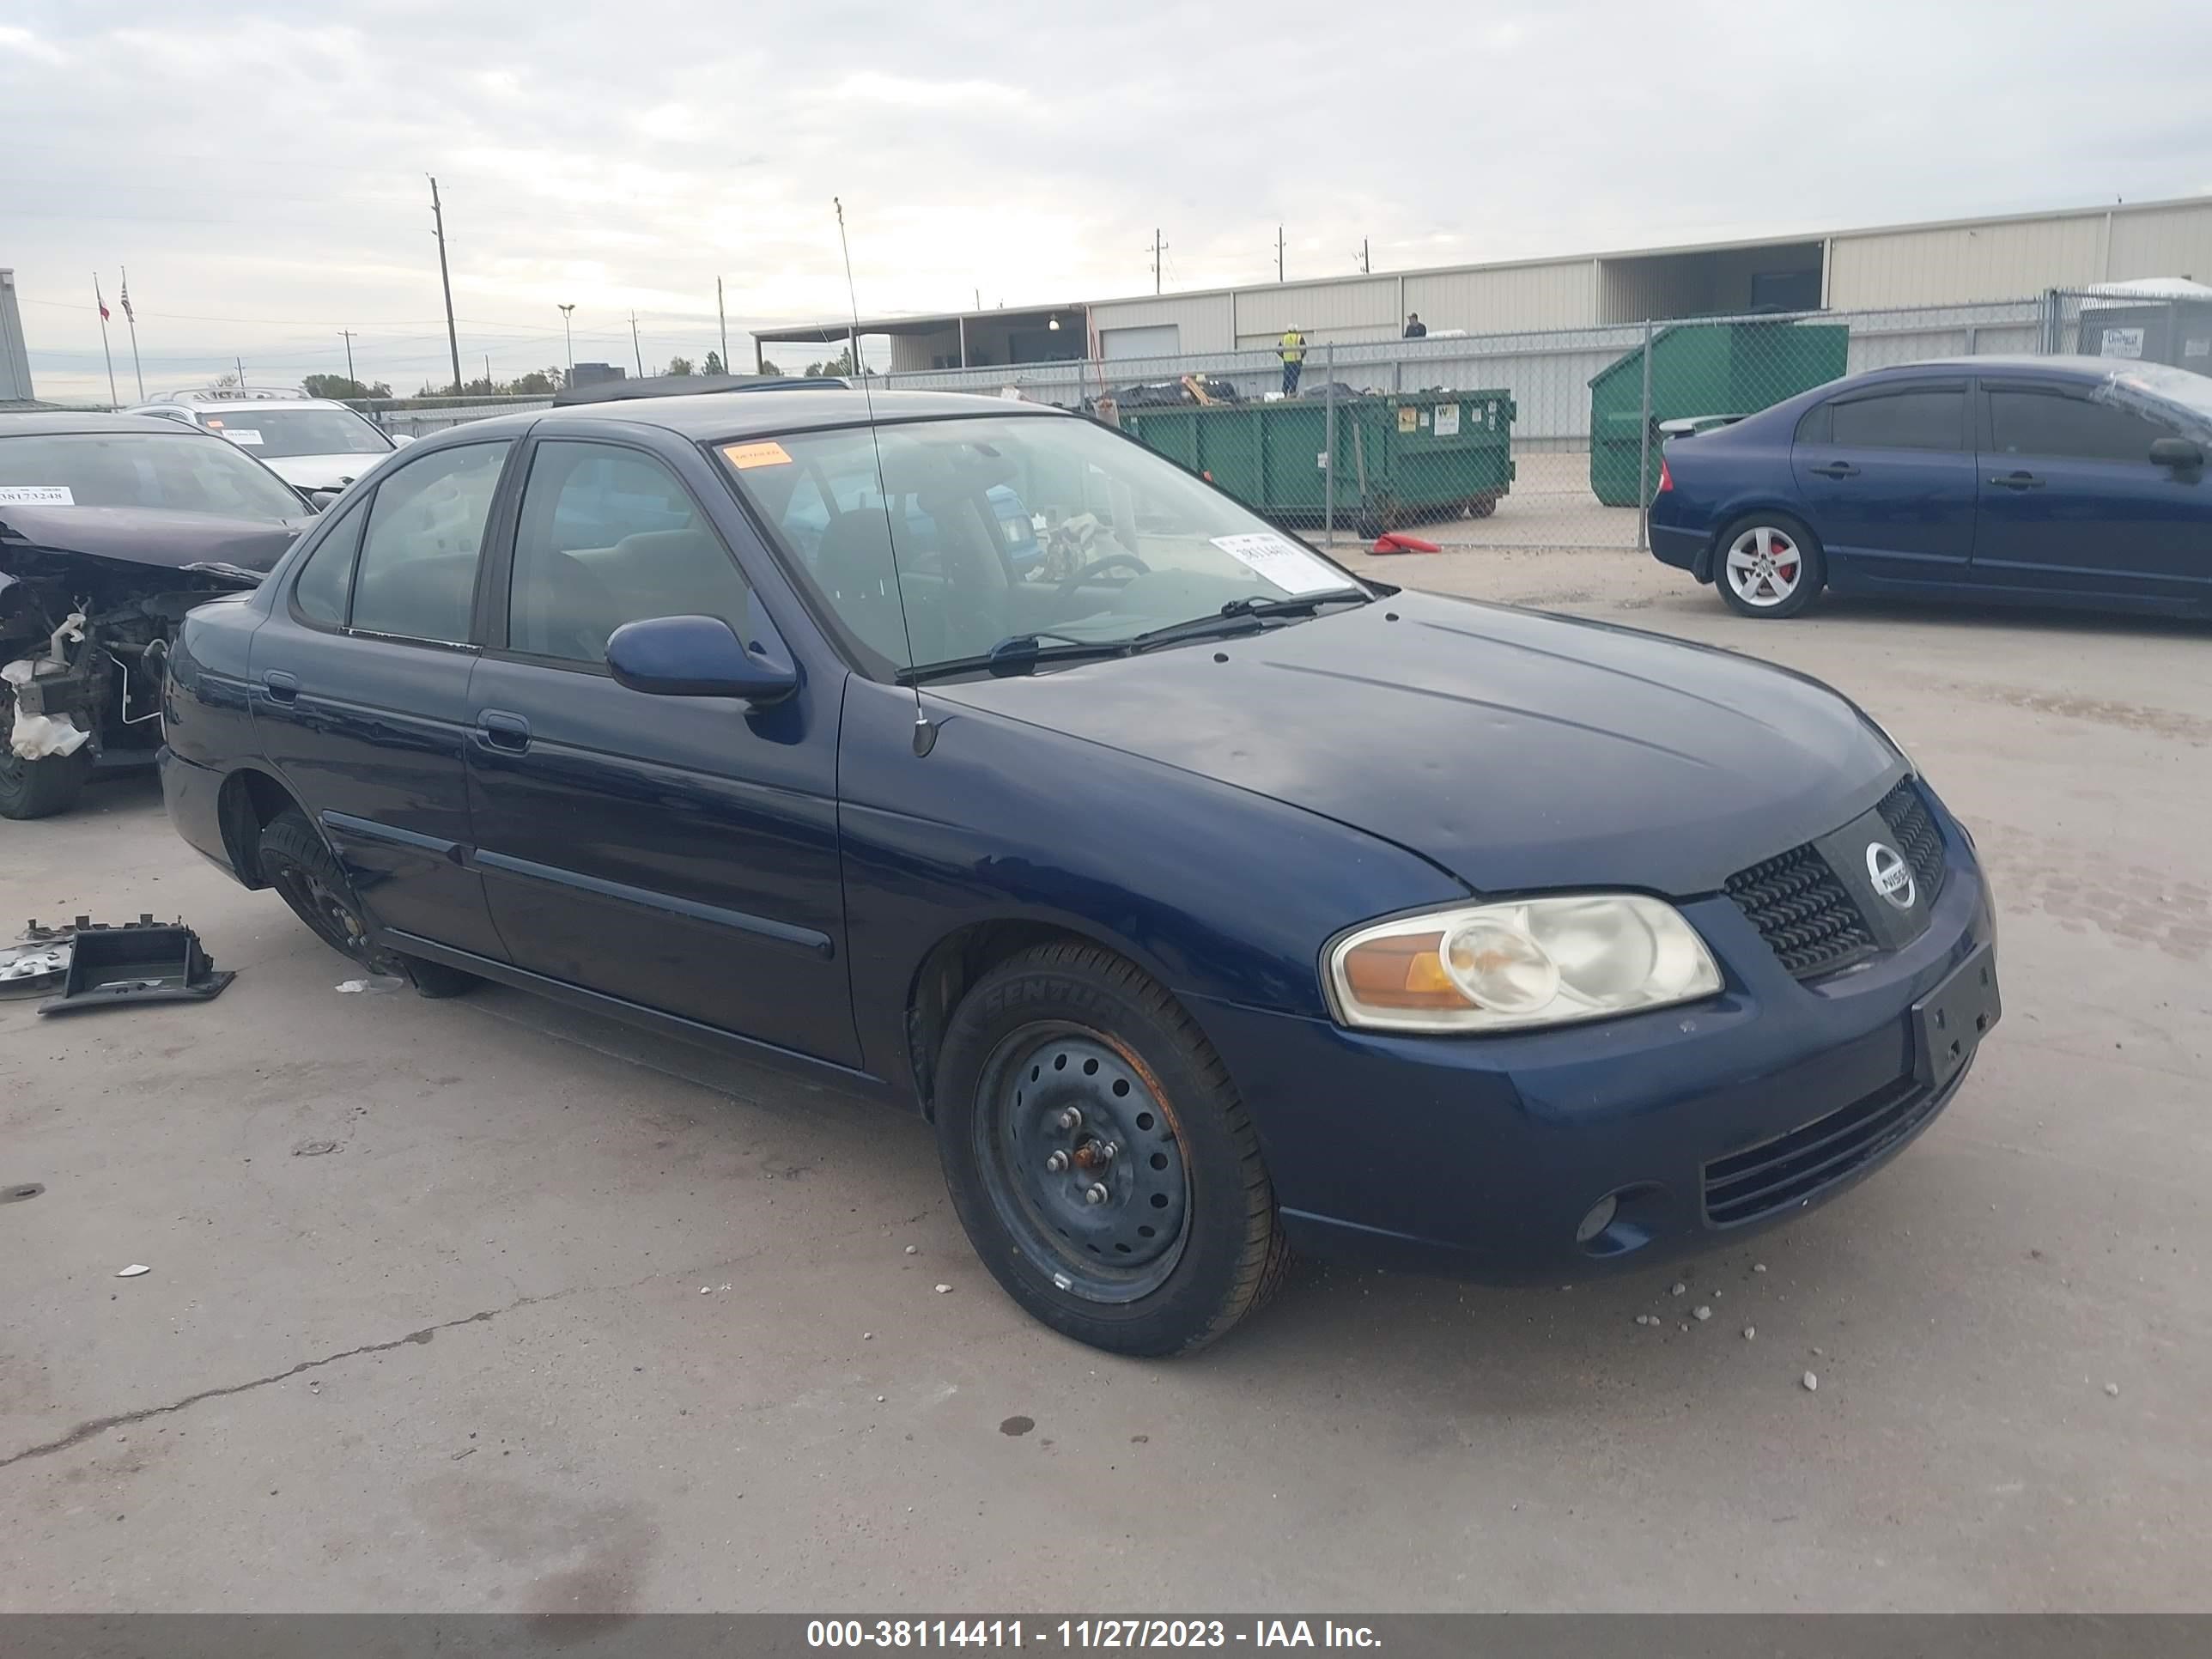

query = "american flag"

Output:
[[118, 275, 134, 323]]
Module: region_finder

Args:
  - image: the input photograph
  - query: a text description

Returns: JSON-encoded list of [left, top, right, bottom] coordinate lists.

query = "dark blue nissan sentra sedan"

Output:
[[161, 386, 2000, 1355]]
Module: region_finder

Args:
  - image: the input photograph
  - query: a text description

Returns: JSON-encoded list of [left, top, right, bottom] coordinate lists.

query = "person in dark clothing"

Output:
[[1403, 313, 1427, 339]]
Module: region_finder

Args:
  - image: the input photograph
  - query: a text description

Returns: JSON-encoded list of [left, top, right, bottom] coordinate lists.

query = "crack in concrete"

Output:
[[0, 1297, 538, 1474]]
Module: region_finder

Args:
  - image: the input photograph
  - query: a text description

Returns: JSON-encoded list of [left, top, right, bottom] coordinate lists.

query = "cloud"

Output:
[[5, 0, 2209, 399]]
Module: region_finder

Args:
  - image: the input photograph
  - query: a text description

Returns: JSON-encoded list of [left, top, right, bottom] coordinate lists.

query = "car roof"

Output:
[[501, 386, 1074, 443], [0, 410, 220, 437], [1864, 354, 2132, 378], [140, 398, 352, 414]]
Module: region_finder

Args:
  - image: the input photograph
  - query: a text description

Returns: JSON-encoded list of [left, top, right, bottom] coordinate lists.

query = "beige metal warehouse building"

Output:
[[757, 195, 2212, 373]]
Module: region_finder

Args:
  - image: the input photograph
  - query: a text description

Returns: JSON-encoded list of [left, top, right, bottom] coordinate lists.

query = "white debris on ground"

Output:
[[934, 1284, 952, 1294], [1753, 1262, 1768, 1273], [1743, 1326, 1756, 1340], [1802, 1371, 1820, 1392], [905, 1245, 918, 1255], [1694, 1305, 1712, 1322], [115, 1264, 149, 1278], [2105, 1382, 2120, 1397], [1670, 1282, 1686, 1296]]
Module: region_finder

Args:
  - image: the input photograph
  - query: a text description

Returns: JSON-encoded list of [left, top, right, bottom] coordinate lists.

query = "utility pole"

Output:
[[557, 304, 575, 387], [234, 355, 246, 388], [1152, 228, 1167, 295], [1359, 239, 1370, 275], [483, 352, 492, 390], [428, 175, 462, 395], [339, 329, 357, 383], [716, 277, 729, 374], [1277, 226, 1285, 283], [629, 312, 644, 378]]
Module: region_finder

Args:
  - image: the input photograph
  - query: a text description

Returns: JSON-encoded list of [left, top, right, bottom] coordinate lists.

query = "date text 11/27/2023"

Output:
[[805, 1620, 1382, 1649]]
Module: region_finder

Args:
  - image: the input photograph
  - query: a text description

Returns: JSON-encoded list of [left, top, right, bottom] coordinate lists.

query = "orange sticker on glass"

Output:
[[722, 440, 793, 470]]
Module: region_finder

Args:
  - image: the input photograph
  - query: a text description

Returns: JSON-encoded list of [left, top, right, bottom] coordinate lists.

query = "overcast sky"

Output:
[[5, 0, 2209, 401]]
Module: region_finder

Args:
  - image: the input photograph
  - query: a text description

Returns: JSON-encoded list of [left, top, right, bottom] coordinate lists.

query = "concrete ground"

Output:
[[3, 549, 2207, 1612]]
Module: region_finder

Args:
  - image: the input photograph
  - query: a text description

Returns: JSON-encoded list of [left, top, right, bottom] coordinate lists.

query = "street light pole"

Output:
[[558, 304, 575, 387]]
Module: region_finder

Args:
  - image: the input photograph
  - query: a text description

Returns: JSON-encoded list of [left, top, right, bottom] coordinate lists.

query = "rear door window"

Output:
[[348, 441, 509, 643], [1826, 389, 1966, 452], [1987, 388, 2172, 463]]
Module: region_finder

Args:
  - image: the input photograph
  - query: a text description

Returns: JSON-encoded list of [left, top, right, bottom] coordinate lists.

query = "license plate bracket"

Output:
[[1912, 944, 2001, 1091]]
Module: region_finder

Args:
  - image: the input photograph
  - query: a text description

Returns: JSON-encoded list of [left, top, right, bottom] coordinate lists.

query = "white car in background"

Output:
[[125, 387, 402, 494]]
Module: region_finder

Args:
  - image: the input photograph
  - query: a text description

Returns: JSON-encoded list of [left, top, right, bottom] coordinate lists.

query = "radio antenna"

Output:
[[831, 198, 928, 756], [835, 196, 933, 756]]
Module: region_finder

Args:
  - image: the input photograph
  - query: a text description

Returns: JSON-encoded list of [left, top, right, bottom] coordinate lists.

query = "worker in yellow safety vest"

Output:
[[1279, 328, 1306, 396]]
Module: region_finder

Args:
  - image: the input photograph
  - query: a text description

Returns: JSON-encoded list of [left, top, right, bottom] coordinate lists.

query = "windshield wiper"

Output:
[[897, 632, 1131, 685], [1131, 587, 1370, 651]]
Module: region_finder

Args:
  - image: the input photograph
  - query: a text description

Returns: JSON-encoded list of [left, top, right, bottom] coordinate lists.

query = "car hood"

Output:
[[925, 590, 1901, 896], [0, 505, 306, 575], [261, 453, 381, 489]]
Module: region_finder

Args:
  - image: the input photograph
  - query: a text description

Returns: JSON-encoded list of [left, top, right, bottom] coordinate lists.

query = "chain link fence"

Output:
[[340, 288, 2212, 547]]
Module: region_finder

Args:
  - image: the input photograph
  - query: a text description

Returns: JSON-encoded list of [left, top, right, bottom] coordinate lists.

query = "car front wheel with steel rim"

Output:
[[933, 941, 1289, 1356], [1716, 514, 1824, 619]]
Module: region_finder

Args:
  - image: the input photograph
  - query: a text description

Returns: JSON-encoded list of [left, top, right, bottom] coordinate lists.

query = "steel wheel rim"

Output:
[[270, 859, 371, 961], [1724, 526, 1802, 607], [974, 1023, 1190, 1304]]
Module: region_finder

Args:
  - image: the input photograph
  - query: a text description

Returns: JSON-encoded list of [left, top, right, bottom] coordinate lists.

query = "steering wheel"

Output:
[[1055, 551, 1151, 598]]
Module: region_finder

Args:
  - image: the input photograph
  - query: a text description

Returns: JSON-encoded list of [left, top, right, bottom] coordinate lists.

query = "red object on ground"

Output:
[[1370, 532, 1443, 555]]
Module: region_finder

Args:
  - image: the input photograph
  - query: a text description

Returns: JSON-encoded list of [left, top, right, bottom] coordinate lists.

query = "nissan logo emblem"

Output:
[[1865, 842, 1916, 910]]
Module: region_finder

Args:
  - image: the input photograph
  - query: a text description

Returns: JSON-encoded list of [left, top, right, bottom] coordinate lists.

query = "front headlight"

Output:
[[1325, 896, 1723, 1034]]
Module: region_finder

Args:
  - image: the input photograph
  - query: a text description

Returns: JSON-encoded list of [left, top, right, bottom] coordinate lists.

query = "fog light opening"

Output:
[[1575, 1194, 1619, 1244]]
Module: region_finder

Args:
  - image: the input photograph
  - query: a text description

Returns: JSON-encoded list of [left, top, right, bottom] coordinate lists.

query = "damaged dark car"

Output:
[[1, 413, 307, 818]]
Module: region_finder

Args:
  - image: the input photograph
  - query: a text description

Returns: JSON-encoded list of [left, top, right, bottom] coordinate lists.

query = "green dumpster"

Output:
[[1120, 389, 1515, 533], [1588, 321, 1848, 507]]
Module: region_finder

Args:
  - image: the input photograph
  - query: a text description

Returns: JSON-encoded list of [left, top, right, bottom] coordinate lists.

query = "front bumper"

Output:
[[1190, 822, 1996, 1283]]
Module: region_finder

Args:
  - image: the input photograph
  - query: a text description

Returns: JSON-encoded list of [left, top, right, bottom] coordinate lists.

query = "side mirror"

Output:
[[390, 433, 416, 448], [605, 614, 799, 703], [306, 489, 343, 513], [2149, 436, 2203, 471]]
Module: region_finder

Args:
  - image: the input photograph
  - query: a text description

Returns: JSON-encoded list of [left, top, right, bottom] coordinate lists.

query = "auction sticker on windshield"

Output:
[[1211, 532, 1346, 596], [722, 440, 793, 470], [220, 428, 265, 446], [0, 486, 74, 506]]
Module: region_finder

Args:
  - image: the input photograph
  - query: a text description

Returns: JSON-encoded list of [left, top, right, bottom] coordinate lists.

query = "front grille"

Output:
[[1725, 843, 1873, 979], [1875, 777, 1947, 905], [1702, 1074, 1942, 1227]]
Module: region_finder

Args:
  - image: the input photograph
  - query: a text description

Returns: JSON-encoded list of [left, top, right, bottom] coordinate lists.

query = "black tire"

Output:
[[0, 746, 93, 820], [1713, 511, 1826, 619], [1467, 494, 1498, 519], [933, 942, 1289, 1357], [256, 808, 479, 997]]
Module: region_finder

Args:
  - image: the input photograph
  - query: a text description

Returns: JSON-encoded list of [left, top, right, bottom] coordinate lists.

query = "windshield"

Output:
[[202, 408, 392, 459], [719, 414, 1366, 675], [2101, 361, 2212, 429], [0, 430, 303, 520]]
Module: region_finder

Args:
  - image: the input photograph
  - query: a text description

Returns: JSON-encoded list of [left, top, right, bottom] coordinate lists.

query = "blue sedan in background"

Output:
[[161, 387, 1999, 1355], [1650, 356, 2212, 619]]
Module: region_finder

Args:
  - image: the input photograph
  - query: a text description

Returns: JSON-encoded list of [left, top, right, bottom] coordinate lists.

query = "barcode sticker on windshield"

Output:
[[0, 486, 74, 506], [1211, 532, 1345, 596], [222, 428, 265, 446]]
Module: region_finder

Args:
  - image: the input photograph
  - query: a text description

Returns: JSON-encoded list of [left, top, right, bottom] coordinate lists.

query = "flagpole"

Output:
[[93, 274, 118, 407], [120, 267, 144, 399]]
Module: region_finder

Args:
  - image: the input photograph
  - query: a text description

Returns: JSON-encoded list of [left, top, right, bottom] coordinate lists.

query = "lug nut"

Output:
[[1083, 1183, 1109, 1206], [1044, 1151, 1069, 1173], [1056, 1108, 1083, 1132], [1096, 1140, 1119, 1164]]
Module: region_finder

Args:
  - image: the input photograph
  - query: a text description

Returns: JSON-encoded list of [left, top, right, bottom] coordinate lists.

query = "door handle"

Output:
[[262, 670, 299, 704], [1808, 462, 1860, 479], [477, 710, 531, 753], [1989, 471, 2044, 489]]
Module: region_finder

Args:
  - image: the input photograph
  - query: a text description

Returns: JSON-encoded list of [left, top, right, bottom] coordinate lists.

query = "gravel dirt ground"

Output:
[[3, 545, 2206, 1612]]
